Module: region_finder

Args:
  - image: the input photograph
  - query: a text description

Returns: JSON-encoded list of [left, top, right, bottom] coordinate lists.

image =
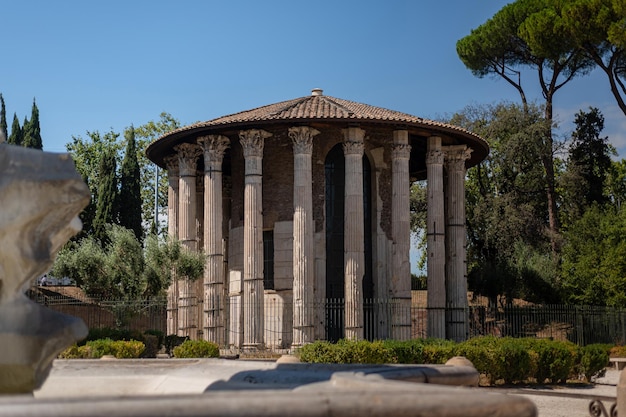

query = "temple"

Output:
[[145, 89, 488, 349]]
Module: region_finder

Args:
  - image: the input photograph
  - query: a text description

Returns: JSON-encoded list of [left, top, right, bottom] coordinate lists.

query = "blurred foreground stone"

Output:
[[0, 141, 90, 394]]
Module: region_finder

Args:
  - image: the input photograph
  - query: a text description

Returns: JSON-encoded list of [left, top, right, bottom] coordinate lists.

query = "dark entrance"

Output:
[[324, 144, 373, 342]]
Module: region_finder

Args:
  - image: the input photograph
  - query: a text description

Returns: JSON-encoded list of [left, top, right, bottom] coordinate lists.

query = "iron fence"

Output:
[[28, 290, 626, 347]]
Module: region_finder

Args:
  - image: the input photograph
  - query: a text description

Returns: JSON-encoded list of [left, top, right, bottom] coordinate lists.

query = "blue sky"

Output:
[[3, 0, 625, 157]]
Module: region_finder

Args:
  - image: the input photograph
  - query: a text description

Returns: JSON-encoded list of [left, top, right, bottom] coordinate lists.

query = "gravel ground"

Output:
[[486, 369, 620, 417]]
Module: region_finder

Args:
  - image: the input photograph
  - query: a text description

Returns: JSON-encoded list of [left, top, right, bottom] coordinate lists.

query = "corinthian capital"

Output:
[[444, 146, 473, 171], [175, 143, 202, 176], [289, 126, 319, 155], [391, 143, 412, 160], [164, 154, 179, 176], [342, 141, 364, 156], [239, 129, 272, 158], [426, 148, 444, 165], [198, 135, 230, 167]]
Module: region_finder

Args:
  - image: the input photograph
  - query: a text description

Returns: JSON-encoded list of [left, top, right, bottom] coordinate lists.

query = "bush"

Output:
[[579, 344, 610, 381], [172, 340, 219, 358], [382, 339, 425, 364], [520, 339, 577, 383], [297, 341, 339, 363], [296, 339, 395, 364], [59, 339, 145, 359], [420, 338, 456, 364], [333, 339, 395, 364]]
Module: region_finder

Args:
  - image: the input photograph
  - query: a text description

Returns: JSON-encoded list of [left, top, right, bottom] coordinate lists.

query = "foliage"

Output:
[[578, 344, 611, 381], [82, 328, 163, 358], [559, 107, 615, 227], [59, 339, 145, 359], [52, 228, 205, 301], [562, 0, 626, 116], [67, 130, 122, 240], [52, 225, 145, 299], [172, 340, 219, 358], [519, 338, 577, 383], [21, 99, 42, 149], [610, 345, 626, 358], [0, 94, 6, 140], [457, 0, 598, 245], [457, 337, 531, 384], [560, 205, 626, 307], [450, 102, 559, 305], [297, 339, 396, 364], [118, 126, 144, 242], [93, 147, 119, 244], [8, 113, 22, 145], [298, 337, 599, 386], [66, 113, 180, 240], [133, 113, 181, 235]]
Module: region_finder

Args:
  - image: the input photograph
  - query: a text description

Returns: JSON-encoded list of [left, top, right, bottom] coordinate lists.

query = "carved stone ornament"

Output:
[[0, 142, 90, 394], [239, 129, 272, 158], [289, 126, 319, 155], [198, 135, 230, 167], [342, 141, 365, 156], [426, 148, 444, 165], [175, 143, 202, 177], [445, 146, 473, 171], [392, 143, 412, 160]]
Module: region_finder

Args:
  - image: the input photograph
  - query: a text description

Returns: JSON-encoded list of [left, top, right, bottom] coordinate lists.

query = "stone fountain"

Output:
[[0, 136, 90, 394]]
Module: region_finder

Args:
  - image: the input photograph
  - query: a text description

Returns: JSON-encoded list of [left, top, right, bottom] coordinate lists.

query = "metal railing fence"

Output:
[[29, 291, 626, 347]]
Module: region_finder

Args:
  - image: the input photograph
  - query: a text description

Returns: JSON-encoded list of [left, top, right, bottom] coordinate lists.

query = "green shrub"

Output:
[[296, 341, 339, 363], [334, 339, 396, 364], [520, 339, 577, 383], [172, 340, 219, 358], [420, 338, 456, 364], [456, 336, 501, 384], [59, 339, 145, 359], [498, 338, 531, 384], [382, 339, 424, 364], [296, 339, 395, 364], [579, 344, 610, 381], [112, 340, 145, 358], [58, 344, 89, 359]]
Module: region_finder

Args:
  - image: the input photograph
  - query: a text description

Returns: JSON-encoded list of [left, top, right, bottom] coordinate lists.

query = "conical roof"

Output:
[[146, 89, 488, 169]]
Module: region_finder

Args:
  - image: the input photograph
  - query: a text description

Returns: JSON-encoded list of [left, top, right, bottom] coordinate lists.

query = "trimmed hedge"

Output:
[[172, 340, 219, 358], [59, 338, 145, 359], [296, 337, 612, 385]]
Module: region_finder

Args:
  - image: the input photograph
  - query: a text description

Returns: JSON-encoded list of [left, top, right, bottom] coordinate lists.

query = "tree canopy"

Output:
[[457, 0, 596, 247]]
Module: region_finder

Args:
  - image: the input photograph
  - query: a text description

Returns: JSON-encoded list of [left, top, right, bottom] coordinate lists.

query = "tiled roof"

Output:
[[160, 89, 476, 138], [146, 89, 488, 169]]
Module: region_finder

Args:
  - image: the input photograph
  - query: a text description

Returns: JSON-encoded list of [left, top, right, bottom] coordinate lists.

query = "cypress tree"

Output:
[[0, 94, 7, 142], [21, 99, 42, 149], [93, 147, 118, 245], [118, 126, 143, 241], [7, 113, 22, 145]]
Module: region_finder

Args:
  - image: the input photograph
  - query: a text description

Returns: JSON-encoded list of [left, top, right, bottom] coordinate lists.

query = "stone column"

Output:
[[176, 143, 202, 339], [240, 129, 272, 350], [391, 130, 412, 341], [164, 155, 180, 336], [426, 136, 446, 339], [198, 135, 230, 346], [289, 126, 319, 347], [342, 127, 366, 341], [444, 145, 472, 342]]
